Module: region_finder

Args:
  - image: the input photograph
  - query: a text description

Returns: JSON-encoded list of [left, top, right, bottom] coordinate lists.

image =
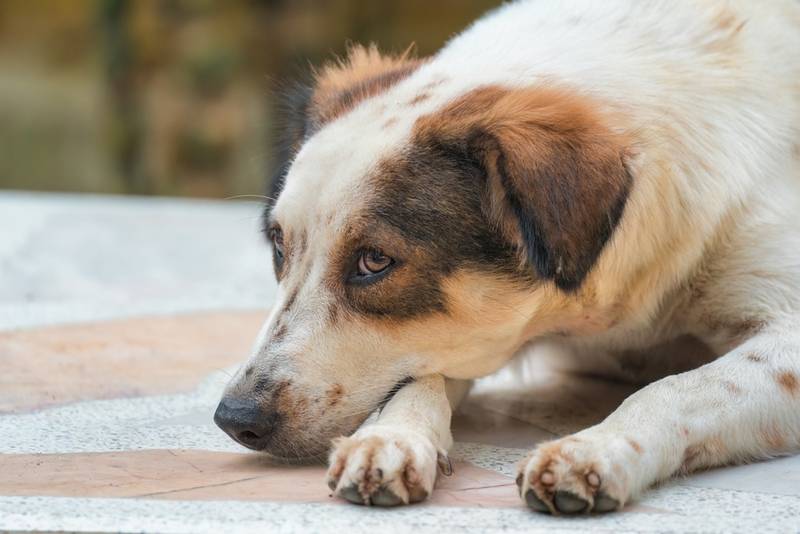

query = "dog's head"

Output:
[[215, 46, 632, 459]]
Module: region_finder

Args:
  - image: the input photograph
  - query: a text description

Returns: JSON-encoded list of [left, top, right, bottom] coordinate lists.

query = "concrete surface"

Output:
[[1, 191, 798, 533]]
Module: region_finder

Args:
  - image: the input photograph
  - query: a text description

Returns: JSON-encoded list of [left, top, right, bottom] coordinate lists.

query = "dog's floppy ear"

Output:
[[269, 44, 422, 203], [415, 86, 633, 291]]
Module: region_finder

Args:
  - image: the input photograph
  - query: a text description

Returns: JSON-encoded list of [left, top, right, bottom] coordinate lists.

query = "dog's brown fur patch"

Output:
[[681, 436, 727, 472], [711, 6, 746, 36], [626, 438, 644, 455], [761, 425, 787, 450], [324, 215, 451, 319], [413, 85, 632, 290], [699, 6, 746, 62], [776, 371, 799, 397], [326, 383, 345, 407], [271, 380, 296, 417], [722, 380, 741, 395], [327, 139, 522, 320]]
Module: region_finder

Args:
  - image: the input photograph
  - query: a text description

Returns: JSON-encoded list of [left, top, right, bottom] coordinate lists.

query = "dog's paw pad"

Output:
[[593, 492, 620, 513], [518, 434, 633, 514], [524, 489, 550, 513], [554, 490, 589, 514], [339, 484, 363, 505], [370, 486, 404, 507]]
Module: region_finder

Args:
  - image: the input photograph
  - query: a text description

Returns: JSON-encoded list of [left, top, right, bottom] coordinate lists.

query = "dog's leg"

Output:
[[326, 374, 470, 506], [518, 322, 800, 514]]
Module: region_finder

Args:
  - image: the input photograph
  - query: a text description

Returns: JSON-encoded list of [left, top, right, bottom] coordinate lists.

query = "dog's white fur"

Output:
[[227, 0, 800, 513]]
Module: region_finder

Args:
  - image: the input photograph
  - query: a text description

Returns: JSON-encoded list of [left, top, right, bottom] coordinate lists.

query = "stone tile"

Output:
[[0, 311, 266, 413], [0, 449, 519, 508], [0, 450, 328, 502], [3, 486, 798, 534], [682, 454, 800, 497], [0, 192, 275, 332]]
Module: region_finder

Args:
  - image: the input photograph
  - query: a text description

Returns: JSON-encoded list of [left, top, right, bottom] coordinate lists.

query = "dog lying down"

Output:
[[214, 0, 800, 515]]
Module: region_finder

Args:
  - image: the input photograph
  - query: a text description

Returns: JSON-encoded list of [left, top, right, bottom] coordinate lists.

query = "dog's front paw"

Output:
[[326, 426, 441, 506], [517, 432, 640, 515]]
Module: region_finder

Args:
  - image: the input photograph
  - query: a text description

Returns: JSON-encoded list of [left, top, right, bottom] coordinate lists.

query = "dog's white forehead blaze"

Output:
[[275, 117, 402, 233]]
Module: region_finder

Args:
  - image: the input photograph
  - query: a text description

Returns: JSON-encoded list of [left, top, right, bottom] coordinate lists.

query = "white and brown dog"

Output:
[[214, 0, 800, 515]]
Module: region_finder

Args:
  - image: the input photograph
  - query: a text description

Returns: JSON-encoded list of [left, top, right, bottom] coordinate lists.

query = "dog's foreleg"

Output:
[[326, 374, 470, 506], [517, 322, 800, 514]]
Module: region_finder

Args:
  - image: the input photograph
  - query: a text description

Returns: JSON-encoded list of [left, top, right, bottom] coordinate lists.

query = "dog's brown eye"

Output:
[[357, 249, 393, 276], [269, 227, 284, 267], [270, 227, 285, 259]]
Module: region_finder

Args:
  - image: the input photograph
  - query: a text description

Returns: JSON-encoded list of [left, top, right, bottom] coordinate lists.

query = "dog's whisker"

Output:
[[224, 194, 278, 202]]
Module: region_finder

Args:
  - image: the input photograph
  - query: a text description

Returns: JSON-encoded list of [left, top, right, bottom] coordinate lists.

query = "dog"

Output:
[[214, 0, 800, 514]]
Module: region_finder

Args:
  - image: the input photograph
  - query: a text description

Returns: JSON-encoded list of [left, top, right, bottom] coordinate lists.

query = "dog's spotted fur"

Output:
[[219, 0, 800, 514]]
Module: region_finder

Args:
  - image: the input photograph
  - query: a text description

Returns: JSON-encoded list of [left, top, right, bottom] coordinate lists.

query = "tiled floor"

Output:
[[2, 192, 799, 533]]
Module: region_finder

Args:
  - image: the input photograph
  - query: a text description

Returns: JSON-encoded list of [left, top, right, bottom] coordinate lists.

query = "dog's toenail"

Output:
[[437, 452, 453, 476], [525, 490, 550, 513], [515, 472, 524, 490], [327, 478, 338, 491], [540, 471, 555, 485], [593, 492, 620, 513], [339, 485, 364, 505], [371, 487, 403, 507], [554, 491, 589, 514], [587, 472, 601, 487]]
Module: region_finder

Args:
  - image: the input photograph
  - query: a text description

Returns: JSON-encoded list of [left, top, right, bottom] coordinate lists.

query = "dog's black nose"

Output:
[[213, 397, 277, 450]]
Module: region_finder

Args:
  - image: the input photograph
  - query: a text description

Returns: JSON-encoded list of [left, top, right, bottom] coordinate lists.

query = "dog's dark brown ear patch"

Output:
[[414, 86, 632, 291]]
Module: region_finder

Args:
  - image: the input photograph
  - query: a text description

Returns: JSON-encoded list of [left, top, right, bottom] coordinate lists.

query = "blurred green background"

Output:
[[0, 0, 500, 198]]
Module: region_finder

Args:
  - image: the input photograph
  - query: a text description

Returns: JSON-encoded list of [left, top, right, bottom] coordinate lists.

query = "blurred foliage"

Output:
[[0, 0, 500, 198]]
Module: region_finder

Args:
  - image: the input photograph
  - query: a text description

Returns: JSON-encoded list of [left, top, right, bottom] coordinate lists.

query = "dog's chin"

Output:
[[243, 433, 330, 464], [259, 449, 328, 465], [255, 425, 358, 465]]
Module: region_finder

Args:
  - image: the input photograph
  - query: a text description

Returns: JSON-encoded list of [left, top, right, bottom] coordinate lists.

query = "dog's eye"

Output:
[[269, 227, 285, 259], [357, 249, 393, 276], [268, 227, 285, 280]]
